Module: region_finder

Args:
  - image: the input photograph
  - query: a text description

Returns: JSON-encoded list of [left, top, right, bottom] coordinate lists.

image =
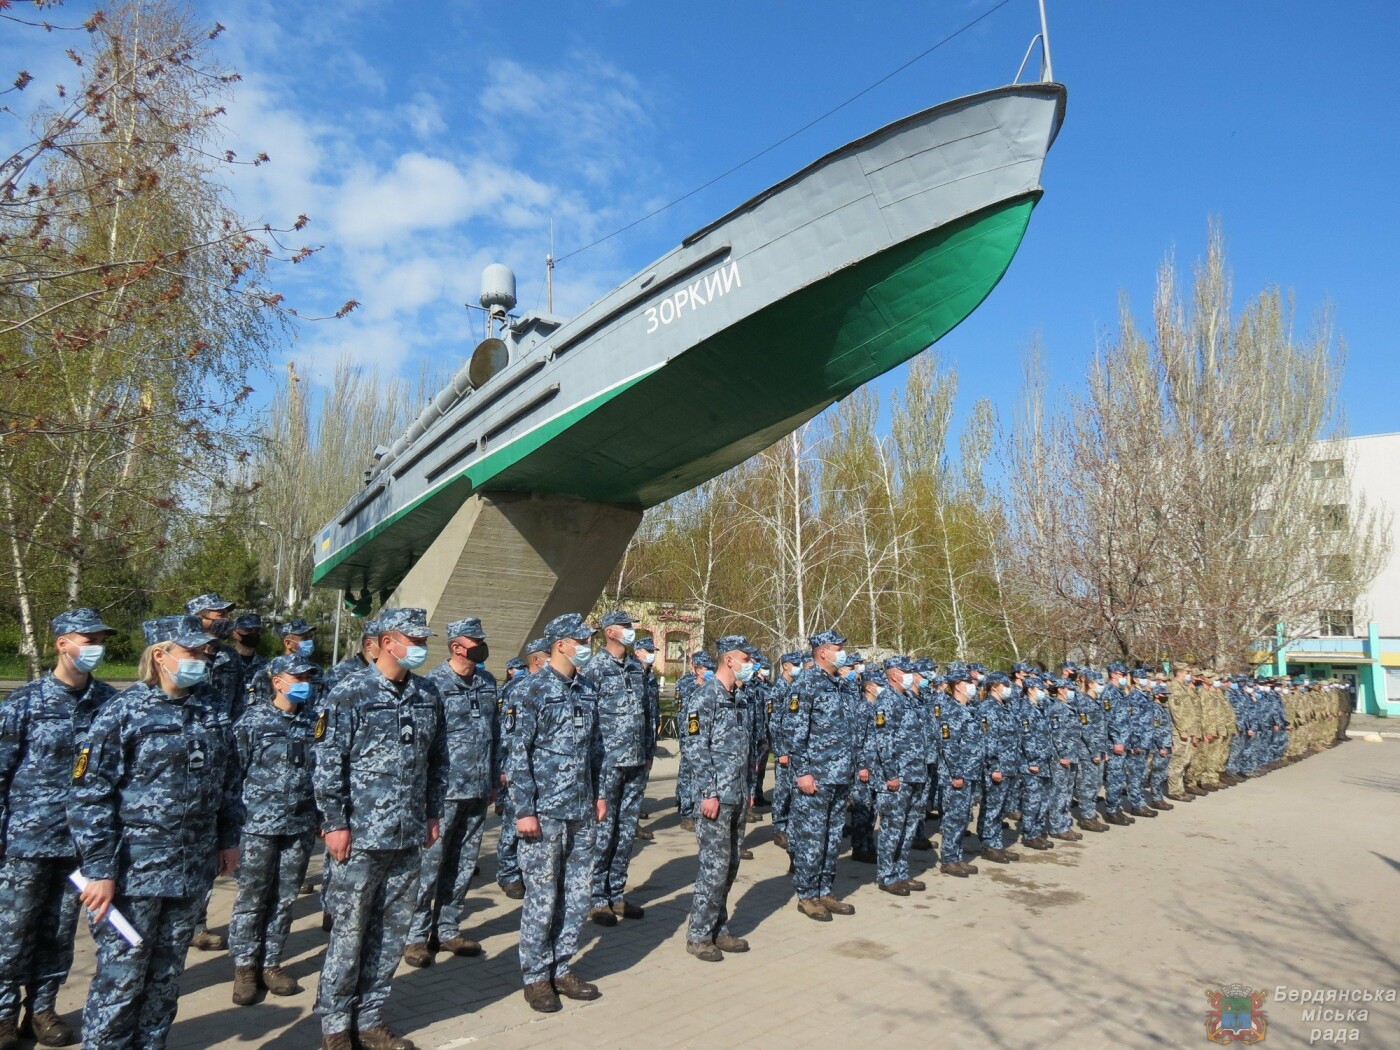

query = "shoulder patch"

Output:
[[788, 695, 799, 713], [981, 717, 989, 732], [875, 711, 886, 728], [933, 705, 941, 718], [687, 712, 700, 735], [941, 723, 951, 740], [314, 710, 328, 740], [767, 699, 773, 714], [1103, 699, 1111, 711], [72, 747, 90, 781], [1079, 712, 1089, 725], [1022, 719, 1030, 730]]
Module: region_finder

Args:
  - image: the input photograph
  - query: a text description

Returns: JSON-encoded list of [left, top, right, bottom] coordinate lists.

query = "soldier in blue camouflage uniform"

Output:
[[767, 652, 803, 851], [675, 651, 713, 829], [977, 673, 1023, 862], [508, 614, 607, 1013], [936, 672, 983, 876], [228, 653, 320, 1006], [313, 608, 448, 1050], [847, 670, 880, 866], [787, 630, 857, 921], [70, 615, 244, 1050], [246, 618, 320, 706], [229, 613, 269, 710], [631, 637, 662, 841], [581, 610, 649, 926], [870, 659, 927, 893], [496, 637, 548, 899], [914, 661, 943, 845], [1095, 666, 1138, 825], [1147, 682, 1176, 807], [1121, 668, 1158, 817], [1046, 677, 1085, 840], [1071, 673, 1110, 833], [0, 608, 117, 1048], [1017, 674, 1056, 849], [404, 618, 497, 967], [684, 637, 756, 961], [742, 648, 770, 828]]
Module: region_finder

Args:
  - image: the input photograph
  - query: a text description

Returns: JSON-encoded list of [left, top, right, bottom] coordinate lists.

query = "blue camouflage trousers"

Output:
[[229, 830, 315, 967], [0, 856, 80, 1019], [497, 808, 521, 885], [410, 798, 488, 944], [689, 803, 741, 944], [771, 761, 794, 832], [83, 893, 202, 1049], [849, 781, 877, 855], [1074, 756, 1104, 821], [316, 847, 420, 1035], [977, 774, 1015, 849], [1048, 762, 1076, 834], [1019, 773, 1051, 840], [938, 777, 973, 863], [1102, 751, 1127, 813], [1149, 750, 1171, 801], [876, 782, 920, 884], [592, 765, 646, 909], [676, 748, 695, 819], [1125, 752, 1149, 809], [518, 816, 594, 985], [789, 782, 850, 899]]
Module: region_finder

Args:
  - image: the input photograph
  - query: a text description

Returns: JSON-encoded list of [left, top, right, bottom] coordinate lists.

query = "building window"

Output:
[[1319, 609, 1354, 637], [1319, 504, 1348, 532], [1320, 554, 1351, 582], [1310, 458, 1344, 480], [1386, 668, 1400, 702]]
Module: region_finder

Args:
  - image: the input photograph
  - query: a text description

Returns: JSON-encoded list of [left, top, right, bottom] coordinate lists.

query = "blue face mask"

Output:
[[285, 681, 314, 704], [397, 644, 429, 670], [569, 645, 592, 668], [72, 644, 106, 673], [703, 669, 714, 681], [832, 649, 848, 668], [296, 639, 315, 658], [172, 658, 208, 688], [735, 661, 756, 683]]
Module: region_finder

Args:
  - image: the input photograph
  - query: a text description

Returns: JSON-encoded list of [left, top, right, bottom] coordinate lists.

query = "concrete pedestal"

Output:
[[388, 491, 642, 664]]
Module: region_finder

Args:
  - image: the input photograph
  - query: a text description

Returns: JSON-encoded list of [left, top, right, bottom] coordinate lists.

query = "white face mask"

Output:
[[618, 627, 636, 645], [901, 672, 915, 689], [638, 651, 655, 665]]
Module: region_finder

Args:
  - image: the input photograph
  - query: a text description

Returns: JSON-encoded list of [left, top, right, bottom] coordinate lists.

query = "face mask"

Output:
[[919, 677, 929, 689], [638, 651, 655, 665], [735, 661, 756, 683], [285, 681, 313, 704], [1028, 689, 1042, 702], [171, 658, 208, 688], [569, 645, 592, 668], [832, 649, 848, 668], [204, 618, 233, 640], [618, 627, 636, 645], [854, 662, 865, 674], [758, 668, 769, 679], [71, 644, 106, 673], [999, 687, 1012, 700], [901, 672, 915, 689], [396, 644, 429, 670], [297, 639, 315, 658], [703, 669, 714, 681], [463, 641, 489, 663], [236, 633, 262, 648]]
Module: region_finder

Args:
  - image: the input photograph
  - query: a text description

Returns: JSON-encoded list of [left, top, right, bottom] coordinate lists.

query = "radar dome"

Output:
[[479, 264, 517, 315]]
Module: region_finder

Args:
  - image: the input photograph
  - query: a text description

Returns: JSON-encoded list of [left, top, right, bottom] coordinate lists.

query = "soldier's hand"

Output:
[[886, 778, 900, 791], [646, 758, 654, 772], [778, 755, 790, 767], [991, 770, 1003, 784], [595, 799, 608, 823], [1247, 729, 1254, 737], [951, 777, 965, 790], [1028, 765, 1039, 775], [425, 818, 441, 849], [858, 768, 870, 783], [1159, 749, 1168, 757], [796, 773, 817, 795], [500, 774, 508, 786], [325, 828, 352, 862], [1059, 758, 1071, 768], [1091, 755, 1101, 764], [217, 848, 240, 877], [700, 797, 720, 820], [1112, 744, 1125, 755], [1205, 734, 1216, 742], [81, 877, 116, 923], [516, 816, 542, 839]]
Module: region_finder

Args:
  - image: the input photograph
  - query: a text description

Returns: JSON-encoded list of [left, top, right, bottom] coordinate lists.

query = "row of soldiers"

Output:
[[0, 599, 1352, 1047]]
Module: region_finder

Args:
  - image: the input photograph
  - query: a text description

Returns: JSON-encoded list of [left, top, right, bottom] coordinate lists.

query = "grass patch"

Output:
[[0, 658, 140, 681]]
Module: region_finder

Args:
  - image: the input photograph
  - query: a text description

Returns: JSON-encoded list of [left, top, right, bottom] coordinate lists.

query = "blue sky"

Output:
[[12, 1, 1400, 439]]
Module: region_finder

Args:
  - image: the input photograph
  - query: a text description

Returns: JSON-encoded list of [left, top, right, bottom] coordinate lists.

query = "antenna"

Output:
[[546, 218, 555, 314], [1038, 0, 1053, 82]]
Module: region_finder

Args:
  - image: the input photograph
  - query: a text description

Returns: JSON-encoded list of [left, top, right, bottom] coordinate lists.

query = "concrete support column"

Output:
[[1361, 621, 1390, 717], [388, 491, 642, 667]]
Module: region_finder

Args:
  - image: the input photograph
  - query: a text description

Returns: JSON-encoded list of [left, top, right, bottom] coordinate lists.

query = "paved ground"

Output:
[[42, 738, 1400, 1049]]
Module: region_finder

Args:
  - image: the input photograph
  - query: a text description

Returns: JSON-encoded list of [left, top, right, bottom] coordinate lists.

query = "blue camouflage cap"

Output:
[[945, 660, 966, 675], [780, 651, 803, 666], [1048, 675, 1072, 690], [361, 617, 382, 637], [849, 651, 864, 664], [1012, 661, 1033, 674], [883, 655, 912, 672], [543, 612, 592, 644], [1079, 669, 1104, 684], [184, 592, 234, 615], [268, 652, 316, 678], [231, 613, 262, 631], [1131, 666, 1151, 680], [714, 635, 749, 655], [633, 636, 657, 652], [51, 607, 115, 637], [377, 607, 437, 637], [1023, 674, 1045, 689], [691, 650, 715, 669], [859, 669, 884, 686], [446, 617, 486, 639], [914, 657, 936, 675], [598, 609, 635, 629], [525, 636, 549, 655], [505, 656, 526, 671], [808, 629, 846, 649], [1060, 660, 1078, 670], [143, 615, 215, 649], [944, 669, 971, 684], [277, 618, 316, 638], [1107, 661, 1128, 675], [986, 671, 1012, 686]]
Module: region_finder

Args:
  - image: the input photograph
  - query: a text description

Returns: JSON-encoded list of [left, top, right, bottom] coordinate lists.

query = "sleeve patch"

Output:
[[687, 712, 700, 735], [981, 718, 989, 732], [72, 747, 90, 781], [941, 724, 951, 740], [875, 712, 886, 728], [314, 711, 329, 740], [788, 696, 799, 712]]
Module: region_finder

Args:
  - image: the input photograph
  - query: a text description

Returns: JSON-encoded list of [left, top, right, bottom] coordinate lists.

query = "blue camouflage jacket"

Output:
[[687, 676, 751, 805], [936, 700, 985, 783], [581, 648, 648, 771], [69, 682, 243, 897], [1071, 688, 1106, 755], [234, 702, 318, 836], [425, 661, 500, 800], [1048, 697, 1087, 763], [0, 673, 115, 858], [981, 696, 1022, 778], [312, 666, 449, 850], [766, 675, 800, 757], [1102, 684, 1133, 747], [871, 687, 927, 785], [1149, 694, 1175, 751], [635, 658, 660, 757], [207, 644, 248, 722], [506, 665, 604, 821], [1018, 695, 1056, 775], [787, 666, 855, 785]]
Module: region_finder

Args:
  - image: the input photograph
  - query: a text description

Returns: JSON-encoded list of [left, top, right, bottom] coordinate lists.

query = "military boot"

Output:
[[499, 880, 525, 900], [679, 817, 696, 831], [322, 1032, 354, 1050], [439, 935, 483, 957], [1077, 818, 1109, 832], [321, 911, 335, 931], [687, 940, 723, 962], [635, 826, 655, 841], [904, 878, 926, 891], [1150, 799, 1174, 810], [262, 966, 301, 996], [357, 1025, 417, 1050], [817, 895, 855, 915], [879, 880, 910, 896], [610, 899, 645, 920], [1051, 829, 1083, 841], [1130, 806, 1158, 818], [402, 942, 434, 968], [523, 981, 561, 1013], [1166, 792, 1193, 803], [26, 1008, 77, 1047], [191, 929, 226, 951], [910, 836, 934, 851], [797, 897, 832, 921], [554, 972, 601, 1000], [588, 905, 618, 927], [1187, 785, 1208, 796], [940, 862, 968, 878], [299, 880, 316, 895], [715, 933, 750, 953], [982, 847, 1012, 863], [739, 847, 754, 860], [0, 1017, 15, 1050], [1103, 812, 1133, 827], [1023, 837, 1053, 850], [772, 830, 789, 849], [231, 965, 260, 1006], [745, 808, 761, 823], [851, 848, 877, 864]]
